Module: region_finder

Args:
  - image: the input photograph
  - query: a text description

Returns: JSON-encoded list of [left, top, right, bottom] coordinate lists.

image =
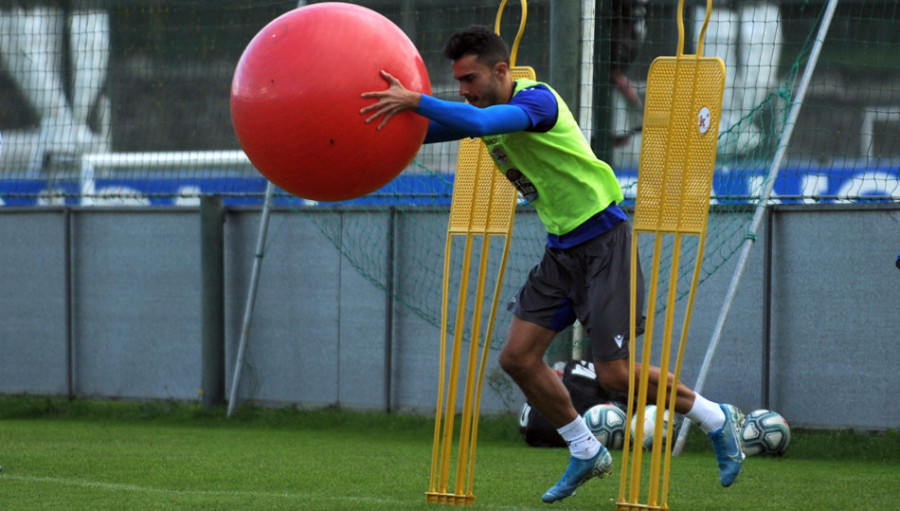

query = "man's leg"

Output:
[[499, 317, 612, 503], [499, 317, 576, 426], [596, 358, 745, 487]]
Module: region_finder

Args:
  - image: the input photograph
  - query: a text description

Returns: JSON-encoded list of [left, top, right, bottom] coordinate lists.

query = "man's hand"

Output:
[[360, 70, 422, 130]]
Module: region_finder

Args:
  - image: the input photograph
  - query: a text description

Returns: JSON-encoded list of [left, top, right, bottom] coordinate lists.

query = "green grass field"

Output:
[[1, 397, 897, 510]]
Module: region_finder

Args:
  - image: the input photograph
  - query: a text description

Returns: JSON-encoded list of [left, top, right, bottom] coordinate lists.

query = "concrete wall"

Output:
[[0, 204, 897, 430]]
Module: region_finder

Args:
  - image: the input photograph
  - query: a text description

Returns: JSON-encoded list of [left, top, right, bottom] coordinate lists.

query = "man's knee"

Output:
[[499, 318, 556, 377], [497, 346, 518, 375], [498, 343, 534, 378]]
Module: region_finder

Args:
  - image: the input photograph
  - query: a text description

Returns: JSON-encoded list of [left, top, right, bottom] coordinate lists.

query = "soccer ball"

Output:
[[740, 409, 790, 456], [584, 403, 627, 450], [630, 404, 680, 450]]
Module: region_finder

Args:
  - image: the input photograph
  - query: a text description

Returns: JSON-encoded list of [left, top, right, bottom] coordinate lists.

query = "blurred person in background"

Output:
[[0, 0, 109, 172]]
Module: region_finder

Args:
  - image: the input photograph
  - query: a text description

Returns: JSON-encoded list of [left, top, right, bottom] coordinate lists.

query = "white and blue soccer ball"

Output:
[[630, 404, 680, 451], [740, 409, 791, 456], [584, 403, 627, 450]]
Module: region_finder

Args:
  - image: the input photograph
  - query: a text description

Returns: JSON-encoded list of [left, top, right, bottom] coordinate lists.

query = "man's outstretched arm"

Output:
[[361, 70, 530, 142]]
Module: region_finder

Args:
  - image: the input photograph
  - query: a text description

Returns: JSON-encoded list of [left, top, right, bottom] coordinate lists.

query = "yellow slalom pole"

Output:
[[427, 233, 453, 497], [495, 0, 527, 67], [465, 168, 516, 496], [426, 137, 519, 506], [426, 2, 531, 505], [617, 0, 725, 509]]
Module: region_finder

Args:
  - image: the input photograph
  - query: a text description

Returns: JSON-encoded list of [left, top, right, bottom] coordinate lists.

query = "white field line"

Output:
[[2, 474, 557, 510]]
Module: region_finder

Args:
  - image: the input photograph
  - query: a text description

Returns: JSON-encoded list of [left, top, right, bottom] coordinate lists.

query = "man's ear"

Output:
[[494, 61, 510, 78]]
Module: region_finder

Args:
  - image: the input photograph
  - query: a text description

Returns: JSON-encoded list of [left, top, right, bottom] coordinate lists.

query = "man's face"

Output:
[[451, 53, 505, 108]]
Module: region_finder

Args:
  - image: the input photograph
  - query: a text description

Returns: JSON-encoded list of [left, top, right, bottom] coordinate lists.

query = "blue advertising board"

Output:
[[0, 164, 897, 207]]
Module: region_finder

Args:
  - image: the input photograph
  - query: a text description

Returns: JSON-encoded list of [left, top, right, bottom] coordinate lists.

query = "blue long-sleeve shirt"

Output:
[[416, 85, 557, 143]]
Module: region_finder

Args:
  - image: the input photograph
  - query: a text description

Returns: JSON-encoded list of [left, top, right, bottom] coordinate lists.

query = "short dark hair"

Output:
[[442, 25, 510, 68]]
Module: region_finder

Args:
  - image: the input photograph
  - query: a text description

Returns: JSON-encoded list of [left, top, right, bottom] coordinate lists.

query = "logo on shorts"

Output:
[[614, 334, 625, 348]]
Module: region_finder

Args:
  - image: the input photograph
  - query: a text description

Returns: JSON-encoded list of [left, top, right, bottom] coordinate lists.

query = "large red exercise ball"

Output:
[[230, 2, 431, 202]]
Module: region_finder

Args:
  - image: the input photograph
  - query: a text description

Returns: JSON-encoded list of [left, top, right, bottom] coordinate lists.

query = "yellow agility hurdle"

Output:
[[617, 1, 725, 510], [426, 1, 534, 506]]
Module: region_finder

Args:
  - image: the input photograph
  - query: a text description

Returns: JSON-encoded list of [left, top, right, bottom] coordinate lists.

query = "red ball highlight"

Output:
[[230, 2, 431, 201]]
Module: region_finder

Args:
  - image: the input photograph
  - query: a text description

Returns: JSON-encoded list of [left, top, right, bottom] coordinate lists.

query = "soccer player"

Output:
[[361, 25, 744, 503]]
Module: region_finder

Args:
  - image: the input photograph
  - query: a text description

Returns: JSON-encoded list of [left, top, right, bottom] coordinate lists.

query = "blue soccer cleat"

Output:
[[709, 403, 745, 487], [541, 445, 613, 504]]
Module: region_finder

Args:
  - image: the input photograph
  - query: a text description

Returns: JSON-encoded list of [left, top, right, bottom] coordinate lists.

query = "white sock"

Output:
[[686, 394, 726, 434], [558, 417, 601, 459]]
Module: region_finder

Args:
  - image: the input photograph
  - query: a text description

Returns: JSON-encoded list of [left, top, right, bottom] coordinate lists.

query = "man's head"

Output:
[[443, 25, 510, 68], [442, 25, 513, 108]]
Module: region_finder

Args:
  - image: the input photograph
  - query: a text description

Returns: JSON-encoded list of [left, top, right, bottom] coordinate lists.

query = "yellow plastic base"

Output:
[[426, 492, 475, 506], [616, 502, 668, 511]]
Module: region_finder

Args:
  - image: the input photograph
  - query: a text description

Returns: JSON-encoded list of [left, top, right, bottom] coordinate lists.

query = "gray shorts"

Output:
[[508, 220, 645, 362]]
